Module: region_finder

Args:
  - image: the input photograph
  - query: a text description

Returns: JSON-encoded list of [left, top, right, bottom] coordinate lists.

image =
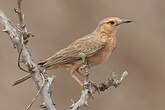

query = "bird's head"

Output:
[[96, 17, 133, 34]]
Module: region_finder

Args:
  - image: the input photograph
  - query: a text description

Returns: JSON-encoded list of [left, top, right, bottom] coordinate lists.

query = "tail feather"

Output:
[[12, 61, 47, 86], [12, 74, 32, 86]]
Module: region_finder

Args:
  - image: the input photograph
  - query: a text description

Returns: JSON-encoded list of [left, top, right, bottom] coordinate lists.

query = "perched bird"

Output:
[[12, 17, 132, 86]]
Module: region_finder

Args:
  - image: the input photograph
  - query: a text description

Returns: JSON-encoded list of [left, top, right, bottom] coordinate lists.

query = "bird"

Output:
[[12, 17, 132, 87]]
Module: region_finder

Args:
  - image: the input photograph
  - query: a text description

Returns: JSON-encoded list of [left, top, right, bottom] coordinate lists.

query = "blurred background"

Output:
[[0, 0, 165, 110]]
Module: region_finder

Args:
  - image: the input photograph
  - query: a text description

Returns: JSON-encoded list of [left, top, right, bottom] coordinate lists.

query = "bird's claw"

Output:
[[88, 80, 100, 99]]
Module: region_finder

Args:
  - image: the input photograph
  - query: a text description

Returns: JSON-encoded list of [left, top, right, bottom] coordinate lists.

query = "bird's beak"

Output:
[[116, 19, 133, 26]]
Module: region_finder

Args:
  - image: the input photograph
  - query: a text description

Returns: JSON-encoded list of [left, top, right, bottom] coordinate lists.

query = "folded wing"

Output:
[[38, 36, 105, 68]]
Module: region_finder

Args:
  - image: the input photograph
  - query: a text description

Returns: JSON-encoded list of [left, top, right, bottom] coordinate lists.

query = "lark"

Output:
[[13, 17, 132, 87]]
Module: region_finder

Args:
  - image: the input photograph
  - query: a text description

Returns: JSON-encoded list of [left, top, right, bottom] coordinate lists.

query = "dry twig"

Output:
[[0, 0, 56, 110], [70, 53, 128, 110]]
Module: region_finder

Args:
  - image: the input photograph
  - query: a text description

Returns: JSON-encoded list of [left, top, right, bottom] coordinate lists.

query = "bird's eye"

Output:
[[109, 21, 115, 25]]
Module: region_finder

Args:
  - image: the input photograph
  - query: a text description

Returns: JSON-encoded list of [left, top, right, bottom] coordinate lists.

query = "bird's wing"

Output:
[[38, 36, 105, 68]]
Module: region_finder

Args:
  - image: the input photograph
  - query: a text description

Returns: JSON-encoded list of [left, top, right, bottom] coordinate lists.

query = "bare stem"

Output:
[[0, 0, 56, 110], [70, 64, 127, 110]]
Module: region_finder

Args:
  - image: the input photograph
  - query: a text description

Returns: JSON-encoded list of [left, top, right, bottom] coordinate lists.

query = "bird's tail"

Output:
[[12, 73, 32, 86], [12, 61, 47, 86]]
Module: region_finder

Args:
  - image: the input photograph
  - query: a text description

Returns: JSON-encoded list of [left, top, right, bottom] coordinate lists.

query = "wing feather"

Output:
[[39, 36, 105, 68]]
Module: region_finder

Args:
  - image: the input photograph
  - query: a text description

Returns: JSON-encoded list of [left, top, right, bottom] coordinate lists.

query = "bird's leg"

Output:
[[76, 69, 99, 88], [89, 80, 100, 94], [76, 69, 100, 94], [70, 71, 83, 86], [76, 69, 86, 78]]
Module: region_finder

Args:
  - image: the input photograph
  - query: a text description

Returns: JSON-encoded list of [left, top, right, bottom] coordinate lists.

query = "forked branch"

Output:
[[70, 53, 128, 110], [0, 0, 56, 110]]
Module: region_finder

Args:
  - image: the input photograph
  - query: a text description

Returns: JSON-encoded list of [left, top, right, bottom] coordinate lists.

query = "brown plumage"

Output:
[[12, 17, 132, 86]]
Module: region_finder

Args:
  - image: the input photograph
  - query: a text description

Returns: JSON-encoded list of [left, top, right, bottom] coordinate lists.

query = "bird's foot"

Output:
[[88, 80, 100, 99]]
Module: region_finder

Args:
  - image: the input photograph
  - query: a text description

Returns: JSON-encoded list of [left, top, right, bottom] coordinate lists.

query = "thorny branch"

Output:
[[70, 71, 128, 110], [70, 53, 128, 110], [0, 0, 56, 110]]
